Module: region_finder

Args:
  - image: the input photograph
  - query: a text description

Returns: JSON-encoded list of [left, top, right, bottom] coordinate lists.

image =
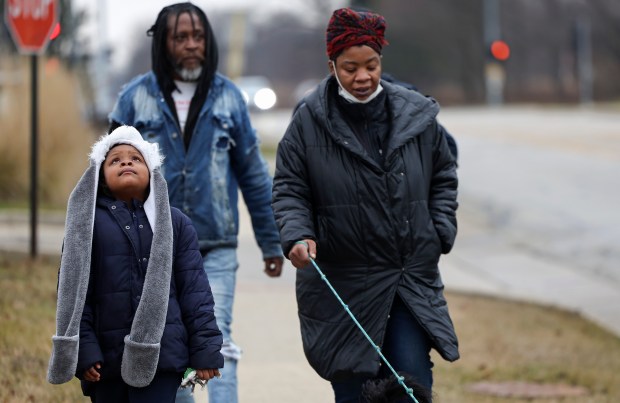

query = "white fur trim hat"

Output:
[[91, 125, 163, 229], [90, 125, 163, 171]]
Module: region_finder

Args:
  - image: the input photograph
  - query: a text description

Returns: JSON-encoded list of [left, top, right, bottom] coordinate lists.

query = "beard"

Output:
[[176, 66, 203, 82]]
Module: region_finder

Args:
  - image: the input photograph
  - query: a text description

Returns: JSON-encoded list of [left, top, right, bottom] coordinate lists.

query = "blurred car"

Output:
[[234, 76, 277, 111]]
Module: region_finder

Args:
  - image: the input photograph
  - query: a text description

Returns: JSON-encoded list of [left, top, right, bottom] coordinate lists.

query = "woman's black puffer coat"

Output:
[[272, 77, 459, 381]]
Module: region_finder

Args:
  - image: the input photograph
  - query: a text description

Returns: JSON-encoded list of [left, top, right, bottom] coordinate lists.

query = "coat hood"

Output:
[[89, 125, 164, 230], [302, 76, 439, 149]]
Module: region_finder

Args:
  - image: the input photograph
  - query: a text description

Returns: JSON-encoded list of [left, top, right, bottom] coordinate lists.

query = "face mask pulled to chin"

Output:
[[332, 64, 383, 104]]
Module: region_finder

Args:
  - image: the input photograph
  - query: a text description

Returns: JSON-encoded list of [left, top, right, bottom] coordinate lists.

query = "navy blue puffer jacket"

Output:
[[76, 196, 223, 380]]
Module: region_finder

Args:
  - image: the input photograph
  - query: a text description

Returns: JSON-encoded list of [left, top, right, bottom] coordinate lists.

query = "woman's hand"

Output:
[[288, 239, 317, 269]]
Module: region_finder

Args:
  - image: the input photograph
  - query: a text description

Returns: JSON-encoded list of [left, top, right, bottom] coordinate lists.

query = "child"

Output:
[[47, 126, 224, 402]]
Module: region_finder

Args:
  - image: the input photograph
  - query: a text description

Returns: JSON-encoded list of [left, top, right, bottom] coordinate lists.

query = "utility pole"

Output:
[[574, 17, 593, 105], [483, 0, 505, 106], [226, 11, 247, 81], [94, 0, 112, 119]]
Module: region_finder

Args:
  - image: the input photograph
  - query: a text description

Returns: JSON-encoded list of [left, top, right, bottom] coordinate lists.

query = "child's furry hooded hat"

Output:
[[47, 126, 173, 387]]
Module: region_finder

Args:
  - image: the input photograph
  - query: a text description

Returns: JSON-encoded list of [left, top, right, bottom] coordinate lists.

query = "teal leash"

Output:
[[296, 241, 419, 402]]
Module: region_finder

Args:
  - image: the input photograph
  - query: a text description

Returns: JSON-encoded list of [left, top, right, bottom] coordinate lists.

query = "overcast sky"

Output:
[[73, 0, 346, 70]]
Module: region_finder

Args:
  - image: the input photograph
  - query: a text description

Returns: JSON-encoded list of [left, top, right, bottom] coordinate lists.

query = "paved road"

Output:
[[437, 105, 620, 336], [254, 105, 620, 336], [1, 105, 619, 402]]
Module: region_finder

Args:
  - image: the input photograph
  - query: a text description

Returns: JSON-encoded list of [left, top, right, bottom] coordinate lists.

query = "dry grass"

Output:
[[1, 253, 619, 402], [0, 57, 100, 207], [434, 292, 620, 402], [0, 253, 83, 402]]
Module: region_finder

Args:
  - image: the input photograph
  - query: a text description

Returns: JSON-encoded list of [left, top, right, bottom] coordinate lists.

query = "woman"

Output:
[[272, 7, 459, 403]]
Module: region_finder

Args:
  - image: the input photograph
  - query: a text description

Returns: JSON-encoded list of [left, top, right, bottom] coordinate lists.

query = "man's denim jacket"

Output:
[[109, 72, 282, 258]]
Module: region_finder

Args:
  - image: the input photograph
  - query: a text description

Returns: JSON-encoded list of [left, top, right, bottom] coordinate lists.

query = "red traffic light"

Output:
[[50, 22, 61, 40], [490, 40, 510, 61]]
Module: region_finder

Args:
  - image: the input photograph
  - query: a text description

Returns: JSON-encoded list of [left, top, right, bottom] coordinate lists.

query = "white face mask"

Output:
[[331, 61, 383, 104]]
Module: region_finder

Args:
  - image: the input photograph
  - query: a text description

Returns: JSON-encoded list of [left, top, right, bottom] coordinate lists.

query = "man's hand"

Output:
[[264, 256, 284, 277], [288, 239, 316, 269]]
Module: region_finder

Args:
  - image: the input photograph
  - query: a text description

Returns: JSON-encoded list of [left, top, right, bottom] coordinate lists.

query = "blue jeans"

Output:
[[176, 248, 240, 403], [331, 296, 433, 403]]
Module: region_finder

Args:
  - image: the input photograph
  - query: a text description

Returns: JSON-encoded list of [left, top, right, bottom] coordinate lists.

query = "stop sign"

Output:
[[4, 0, 59, 54]]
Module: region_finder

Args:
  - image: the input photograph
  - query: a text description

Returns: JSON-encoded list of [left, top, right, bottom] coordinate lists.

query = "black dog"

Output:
[[361, 373, 432, 403]]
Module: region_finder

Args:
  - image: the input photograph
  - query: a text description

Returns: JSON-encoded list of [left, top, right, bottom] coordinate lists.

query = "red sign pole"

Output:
[[4, 0, 59, 258], [29, 54, 39, 258]]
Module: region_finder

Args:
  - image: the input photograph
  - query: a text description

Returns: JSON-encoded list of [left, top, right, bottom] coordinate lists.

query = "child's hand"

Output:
[[180, 367, 221, 392], [83, 363, 101, 382], [196, 368, 221, 381]]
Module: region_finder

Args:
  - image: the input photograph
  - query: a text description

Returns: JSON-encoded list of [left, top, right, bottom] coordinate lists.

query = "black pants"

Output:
[[89, 372, 182, 403]]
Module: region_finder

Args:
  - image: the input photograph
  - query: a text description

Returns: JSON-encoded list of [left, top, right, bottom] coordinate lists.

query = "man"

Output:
[[108, 4, 284, 403]]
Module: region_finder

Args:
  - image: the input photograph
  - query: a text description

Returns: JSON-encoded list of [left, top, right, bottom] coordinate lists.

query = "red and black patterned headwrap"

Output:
[[326, 8, 388, 60]]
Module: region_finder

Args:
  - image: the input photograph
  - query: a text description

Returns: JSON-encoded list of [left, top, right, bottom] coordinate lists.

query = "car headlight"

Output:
[[253, 88, 277, 110]]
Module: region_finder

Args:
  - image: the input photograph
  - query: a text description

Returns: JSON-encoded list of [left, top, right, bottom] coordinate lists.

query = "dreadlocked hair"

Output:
[[147, 3, 218, 143], [148, 2, 218, 95]]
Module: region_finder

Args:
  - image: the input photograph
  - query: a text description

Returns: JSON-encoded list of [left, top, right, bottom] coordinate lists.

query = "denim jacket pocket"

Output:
[[135, 118, 164, 144], [213, 114, 235, 138], [211, 114, 237, 167], [210, 115, 236, 236]]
